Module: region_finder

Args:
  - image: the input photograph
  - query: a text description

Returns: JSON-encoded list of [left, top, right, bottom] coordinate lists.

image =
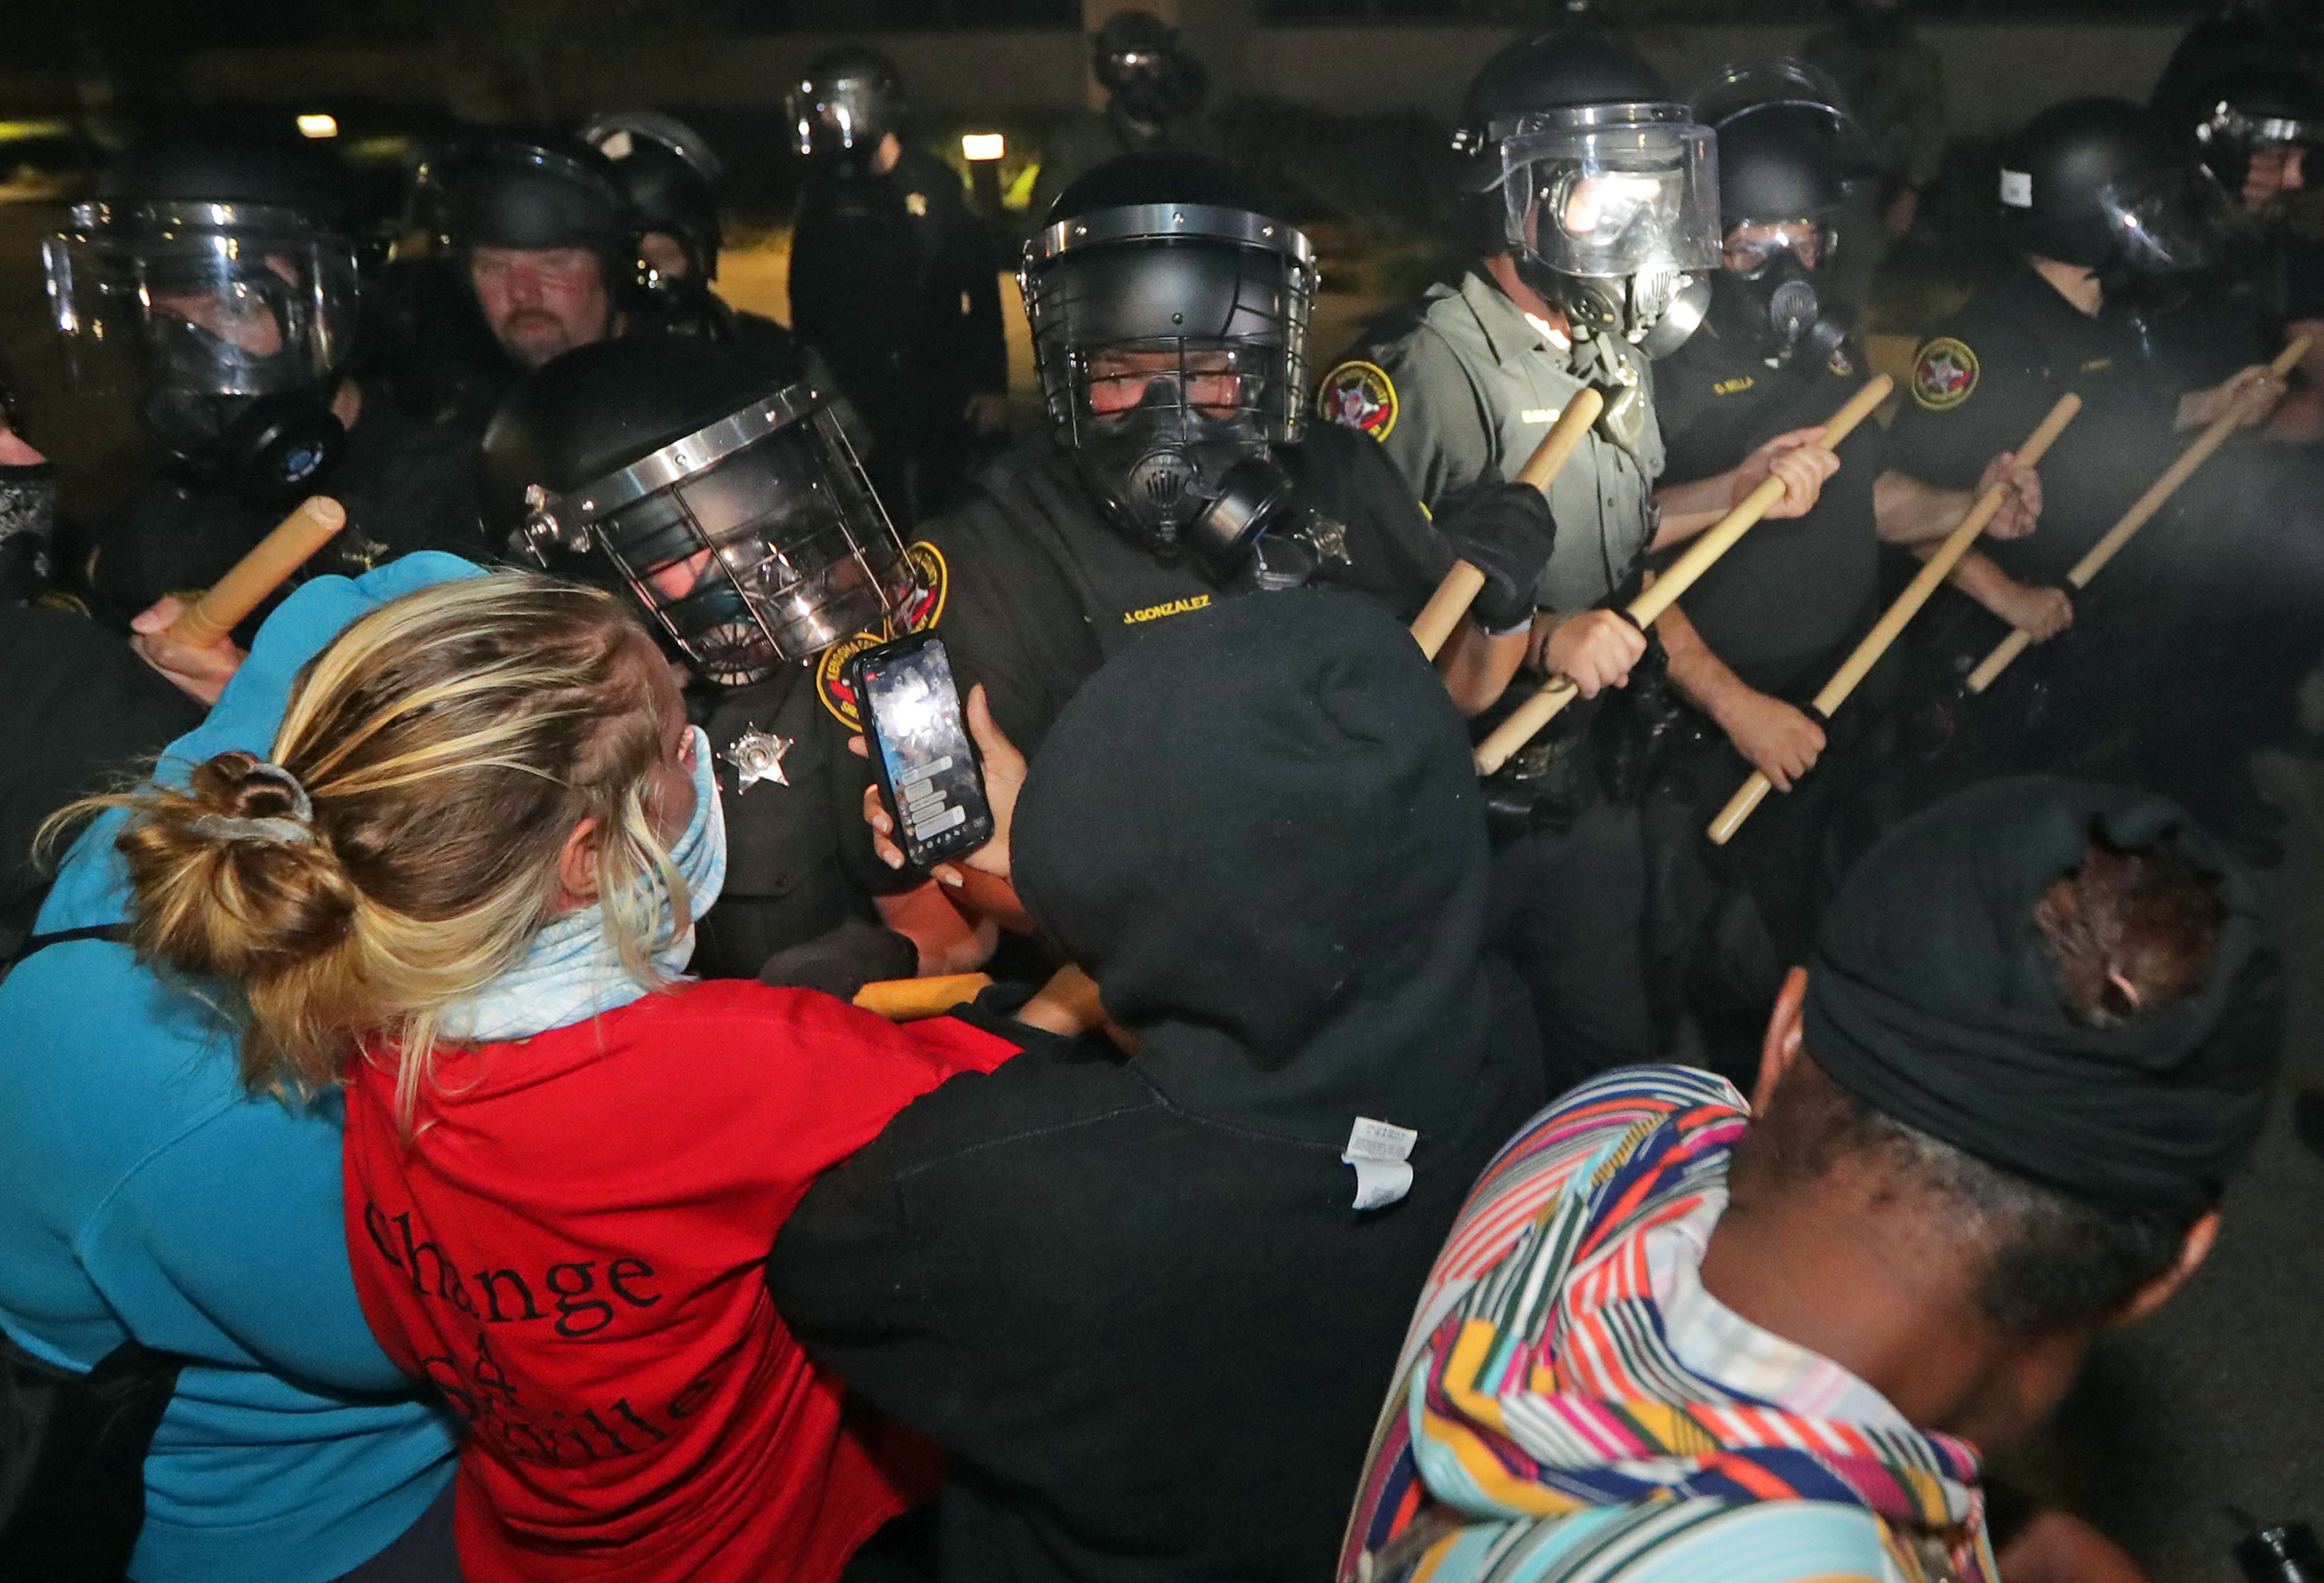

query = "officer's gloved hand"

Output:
[[758, 918, 920, 1001], [1437, 481, 1556, 634]]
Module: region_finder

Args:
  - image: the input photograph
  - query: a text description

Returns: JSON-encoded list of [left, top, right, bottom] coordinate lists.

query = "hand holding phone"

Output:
[[852, 635, 999, 870]]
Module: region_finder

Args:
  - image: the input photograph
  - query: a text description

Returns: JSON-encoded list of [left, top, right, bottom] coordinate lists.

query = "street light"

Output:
[[961, 132, 1005, 215], [961, 132, 1005, 163], [297, 114, 339, 139]]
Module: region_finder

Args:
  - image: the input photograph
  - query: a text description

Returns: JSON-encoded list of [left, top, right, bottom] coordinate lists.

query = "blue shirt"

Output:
[[0, 556, 478, 1583]]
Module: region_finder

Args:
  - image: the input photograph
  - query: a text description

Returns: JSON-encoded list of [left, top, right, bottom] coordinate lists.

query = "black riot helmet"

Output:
[[2000, 98, 2236, 275], [2178, 57, 2324, 204], [45, 136, 363, 503], [428, 137, 633, 267], [1023, 152, 1318, 575], [1694, 60, 1866, 363], [1455, 29, 1719, 356], [786, 48, 906, 176], [482, 336, 916, 685], [581, 111, 725, 280], [1093, 11, 1209, 129]]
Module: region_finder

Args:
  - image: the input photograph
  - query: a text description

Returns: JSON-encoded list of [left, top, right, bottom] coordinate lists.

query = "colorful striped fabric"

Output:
[[1339, 1067, 1996, 1583]]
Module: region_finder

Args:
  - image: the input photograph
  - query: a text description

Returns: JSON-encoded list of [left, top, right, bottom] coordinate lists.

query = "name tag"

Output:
[[1122, 594, 1211, 625], [1714, 375, 1757, 397], [1518, 407, 1559, 424]]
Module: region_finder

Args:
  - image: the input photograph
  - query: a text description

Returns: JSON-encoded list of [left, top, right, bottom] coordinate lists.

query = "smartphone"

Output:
[[851, 634, 995, 870]]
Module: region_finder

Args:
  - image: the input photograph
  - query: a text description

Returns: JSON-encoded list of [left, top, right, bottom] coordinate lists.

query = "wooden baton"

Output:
[[1707, 391, 2083, 846], [1473, 373, 1893, 778], [165, 495, 348, 648], [1965, 335, 2310, 695], [853, 972, 994, 1021], [1409, 387, 1606, 661]]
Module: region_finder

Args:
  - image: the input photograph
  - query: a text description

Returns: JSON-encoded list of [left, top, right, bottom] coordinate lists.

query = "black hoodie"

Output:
[[767, 589, 1547, 1583]]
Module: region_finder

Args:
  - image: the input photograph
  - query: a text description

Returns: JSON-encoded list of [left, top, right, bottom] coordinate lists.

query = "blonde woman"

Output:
[[87, 571, 1016, 1583]]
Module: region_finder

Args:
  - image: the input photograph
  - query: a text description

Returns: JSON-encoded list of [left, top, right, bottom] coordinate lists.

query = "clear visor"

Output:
[[592, 407, 914, 682], [43, 216, 356, 397], [788, 82, 884, 156], [1722, 218, 1830, 276], [1502, 118, 1721, 279], [2099, 164, 2236, 273]]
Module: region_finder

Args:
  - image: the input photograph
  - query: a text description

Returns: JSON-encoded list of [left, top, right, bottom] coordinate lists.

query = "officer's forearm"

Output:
[[1653, 603, 1752, 724], [1939, 546, 2025, 621], [1649, 475, 1741, 548], [1435, 620, 1529, 716], [1872, 469, 1973, 546]]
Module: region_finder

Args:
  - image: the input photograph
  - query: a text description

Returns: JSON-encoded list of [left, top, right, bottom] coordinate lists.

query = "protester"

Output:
[[83, 569, 1021, 1581], [0, 556, 471, 1583], [1342, 776, 2281, 1583], [771, 589, 1551, 1583]]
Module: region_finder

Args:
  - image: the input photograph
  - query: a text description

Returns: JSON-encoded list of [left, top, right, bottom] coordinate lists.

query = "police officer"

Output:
[[1318, 30, 1838, 1077], [1640, 64, 2056, 1071], [1026, 10, 1219, 223], [902, 150, 1552, 768], [579, 109, 809, 381], [1886, 97, 2293, 841], [1801, 0, 1947, 317], [46, 136, 484, 627], [2148, 54, 2324, 414], [373, 136, 634, 436], [480, 335, 987, 991], [785, 48, 1009, 526]]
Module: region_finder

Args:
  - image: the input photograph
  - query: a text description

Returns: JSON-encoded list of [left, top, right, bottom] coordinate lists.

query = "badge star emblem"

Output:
[[721, 725, 793, 793], [1304, 512, 1352, 568], [905, 191, 928, 217]]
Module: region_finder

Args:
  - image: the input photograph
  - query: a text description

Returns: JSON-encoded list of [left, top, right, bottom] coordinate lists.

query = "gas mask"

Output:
[[45, 202, 358, 503], [1501, 105, 1721, 356], [1713, 227, 1845, 366], [1023, 197, 1318, 577]]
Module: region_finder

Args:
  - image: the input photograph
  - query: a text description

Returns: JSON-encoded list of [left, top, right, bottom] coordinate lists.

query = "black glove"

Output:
[[758, 918, 919, 1000], [1438, 481, 1556, 634]]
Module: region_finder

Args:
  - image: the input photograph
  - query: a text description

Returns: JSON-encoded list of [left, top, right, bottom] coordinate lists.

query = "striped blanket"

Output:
[[1338, 1066, 1996, 1583]]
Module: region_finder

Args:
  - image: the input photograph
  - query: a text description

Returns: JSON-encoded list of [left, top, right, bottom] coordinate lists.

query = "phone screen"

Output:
[[858, 636, 993, 867]]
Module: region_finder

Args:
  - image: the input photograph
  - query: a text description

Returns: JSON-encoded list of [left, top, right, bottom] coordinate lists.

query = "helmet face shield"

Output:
[[786, 74, 897, 160], [44, 201, 357, 399], [1022, 204, 1316, 554], [2097, 163, 2236, 273], [1501, 110, 1720, 280], [529, 386, 916, 684], [1722, 219, 1830, 277]]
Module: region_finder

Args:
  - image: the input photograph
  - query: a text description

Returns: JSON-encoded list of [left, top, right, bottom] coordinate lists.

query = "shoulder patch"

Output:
[[1316, 359, 1398, 441], [1911, 337, 1980, 410], [815, 540, 948, 729], [1827, 343, 1857, 377]]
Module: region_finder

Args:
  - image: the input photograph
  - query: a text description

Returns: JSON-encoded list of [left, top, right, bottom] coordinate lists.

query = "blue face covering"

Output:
[[437, 726, 727, 1045]]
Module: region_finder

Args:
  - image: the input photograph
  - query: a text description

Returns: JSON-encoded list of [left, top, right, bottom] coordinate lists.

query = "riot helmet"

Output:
[[2000, 98, 2235, 276], [1023, 152, 1318, 573], [1694, 60, 1865, 363], [786, 49, 905, 177], [483, 337, 915, 686], [1456, 29, 1719, 356], [581, 111, 725, 281], [44, 136, 361, 502], [2180, 58, 2324, 208], [1093, 11, 1209, 129]]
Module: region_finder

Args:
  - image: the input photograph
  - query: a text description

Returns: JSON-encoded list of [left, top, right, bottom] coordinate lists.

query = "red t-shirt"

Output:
[[342, 980, 1017, 1583]]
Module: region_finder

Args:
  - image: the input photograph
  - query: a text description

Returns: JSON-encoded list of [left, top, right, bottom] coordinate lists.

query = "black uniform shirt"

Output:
[[1655, 313, 1885, 698], [788, 146, 1008, 432], [1885, 262, 2188, 588], [916, 423, 1451, 758], [691, 660, 897, 980], [2145, 233, 2324, 391], [81, 379, 488, 623]]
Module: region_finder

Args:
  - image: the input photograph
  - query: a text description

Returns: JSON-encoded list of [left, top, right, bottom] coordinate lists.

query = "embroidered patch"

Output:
[[1122, 593, 1211, 626], [1911, 337, 1980, 410], [1827, 344, 1856, 377], [1315, 360, 1398, 441], [815, 541, 948, 728], [1713, 374, 1757, 397]]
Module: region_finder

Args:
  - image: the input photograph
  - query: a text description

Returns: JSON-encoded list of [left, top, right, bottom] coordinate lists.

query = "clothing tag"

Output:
[[1343, 1116, 1418, 1211], [1999, 169, 2033, 208]]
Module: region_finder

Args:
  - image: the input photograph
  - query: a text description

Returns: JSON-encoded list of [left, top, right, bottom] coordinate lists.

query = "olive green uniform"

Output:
[[1317, 268, 1662, 616], [1319, 266, 1672, 1082]]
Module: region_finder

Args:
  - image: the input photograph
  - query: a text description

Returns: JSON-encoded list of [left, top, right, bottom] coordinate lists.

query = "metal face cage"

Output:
[[533, 383, 916, 685], [1019, 201, 1318, 455], [43, 201, 359, 397]]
